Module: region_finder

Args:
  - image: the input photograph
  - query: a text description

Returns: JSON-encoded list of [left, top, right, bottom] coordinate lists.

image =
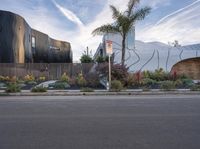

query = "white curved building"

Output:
[[94, 30, 200, 72]]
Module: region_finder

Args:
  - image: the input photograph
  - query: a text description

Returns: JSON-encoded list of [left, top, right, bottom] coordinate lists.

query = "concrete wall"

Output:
[[0, 10, 72, 63], [171, 57, 200, 80]]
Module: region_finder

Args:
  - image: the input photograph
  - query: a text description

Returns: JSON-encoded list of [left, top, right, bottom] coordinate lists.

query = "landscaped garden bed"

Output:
[[0, 64, 199, 93]]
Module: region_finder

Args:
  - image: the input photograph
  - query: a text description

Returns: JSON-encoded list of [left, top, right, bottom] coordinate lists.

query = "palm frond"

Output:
[[92, 24, 120, 36], [116, 15, 132, 35], [127, 0, 140, 16], [130, 6, 151, 22], [110, 5, 121, 19]]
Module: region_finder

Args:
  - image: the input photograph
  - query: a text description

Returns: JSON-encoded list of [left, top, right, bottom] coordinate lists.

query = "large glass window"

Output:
[[32, 36, 36, 48]]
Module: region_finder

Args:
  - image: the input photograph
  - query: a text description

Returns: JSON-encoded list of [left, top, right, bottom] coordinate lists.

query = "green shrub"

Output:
[[96, 56, 105, 63], [96, 56, 109, 63], [49, 81, 70, 89], [143, 68, 169, 81], [5, 83, 21, 93], [76, 73, 87, 87], [31, 86, 47, 92], [80, 87, 94, 92], [111, 80, 123, 92], [61, 73, 70, 82], [181, 79, 193, 88], [190, 85, 200, 91], [80, 55, 93, 63], [174, 79, 183, 87], [160, 81, 175, 91], [142, 78, 157, 87]]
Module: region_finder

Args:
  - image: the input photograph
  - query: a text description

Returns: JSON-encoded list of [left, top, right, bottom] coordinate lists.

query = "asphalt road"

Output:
[[0, 95, 200, 149]]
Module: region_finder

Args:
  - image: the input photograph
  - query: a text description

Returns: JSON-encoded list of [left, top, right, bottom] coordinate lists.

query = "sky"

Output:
[[0, 0, 200, 61]]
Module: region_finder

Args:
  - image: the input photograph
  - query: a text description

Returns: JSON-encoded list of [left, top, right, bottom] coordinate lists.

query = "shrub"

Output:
[[38, 76, 46, 82], [160, 81, 175, 91], [143, 69, 169, 81], [5, 83, 21, 93], [142, 78, 157, 88], [31, 86, 47, 92], [0, 75, 5, 81], [85, 73, 100, 88], [80, 55, 93, 63], [96, 56, 105, 63], [24, 74, 35, 82], [96, 63, 129, 85], [174, 79, 183, 88], [96, 56, 109, 63], [190, 85, 200, 91], [125, 73, 135, 87], [61, 73, 70, 82], [0, 76, 10, 82], [181, 78, 193, 88], [80, 87, 94, 92], [111, 80, 123, 92], [69, 77, 76, 86], [9, 76, 18, 83], [76, 73, 87, 87], [111, 64, 129, 84], [49, 81, 70, 89]]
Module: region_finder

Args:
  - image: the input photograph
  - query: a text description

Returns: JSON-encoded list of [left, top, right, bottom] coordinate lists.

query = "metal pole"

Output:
[[108, 55, 111, 91]]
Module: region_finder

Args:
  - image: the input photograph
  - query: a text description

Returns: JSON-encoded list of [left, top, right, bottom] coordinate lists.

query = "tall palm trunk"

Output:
[[121, 34, 126, 66]]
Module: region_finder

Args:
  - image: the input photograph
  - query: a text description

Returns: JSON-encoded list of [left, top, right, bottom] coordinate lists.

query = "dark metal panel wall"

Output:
[[0, 10, 32, 63], [31, 29, 49, 63], [0, 11, 16, 63], [0, 10, 72, 63]]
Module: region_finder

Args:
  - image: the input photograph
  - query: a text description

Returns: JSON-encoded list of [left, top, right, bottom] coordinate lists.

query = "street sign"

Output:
[[106, 40, 113, 55], [105, 40, 113, 91]]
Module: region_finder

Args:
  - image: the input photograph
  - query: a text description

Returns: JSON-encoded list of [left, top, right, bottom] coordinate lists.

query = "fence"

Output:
[[0, 63, 98, 80]]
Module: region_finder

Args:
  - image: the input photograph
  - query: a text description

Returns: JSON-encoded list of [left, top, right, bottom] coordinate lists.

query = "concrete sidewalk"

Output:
[[0, 89, 199, 96]]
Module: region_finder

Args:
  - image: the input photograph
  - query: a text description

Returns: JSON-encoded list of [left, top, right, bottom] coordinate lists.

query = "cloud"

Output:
[[52, 0, 84, 27], [1, 0, 199, 61], [155, 0, 200, 25], [137, 0, 200, 45]]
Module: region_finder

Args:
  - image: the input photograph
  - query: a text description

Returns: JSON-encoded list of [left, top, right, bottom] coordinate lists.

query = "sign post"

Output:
[[106, 40, 113, 91]]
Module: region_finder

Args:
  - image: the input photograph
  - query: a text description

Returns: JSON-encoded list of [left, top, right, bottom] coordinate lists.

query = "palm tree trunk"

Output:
[[121, 35, 126, 66]]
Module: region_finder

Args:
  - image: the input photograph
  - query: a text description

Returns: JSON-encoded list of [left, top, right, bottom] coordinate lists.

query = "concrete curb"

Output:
[[0, 90, 200, 96]]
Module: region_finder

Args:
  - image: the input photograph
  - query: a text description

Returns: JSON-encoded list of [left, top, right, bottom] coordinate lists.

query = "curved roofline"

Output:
[[0, 10, 70, 45], [172, 57, 200, 67]]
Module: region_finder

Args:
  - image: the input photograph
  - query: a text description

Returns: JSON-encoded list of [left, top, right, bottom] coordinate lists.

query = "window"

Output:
[[32, 36, 36, 48]]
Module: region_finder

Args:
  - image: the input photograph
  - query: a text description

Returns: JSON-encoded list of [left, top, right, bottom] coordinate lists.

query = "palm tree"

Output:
[[92, 0, 151, 66]]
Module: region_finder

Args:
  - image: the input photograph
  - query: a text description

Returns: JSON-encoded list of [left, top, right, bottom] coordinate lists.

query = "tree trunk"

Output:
[[121, 35, 126, 66]]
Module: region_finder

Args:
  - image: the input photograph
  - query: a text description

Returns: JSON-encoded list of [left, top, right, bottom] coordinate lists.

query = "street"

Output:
[[0, 95, 200, 149]]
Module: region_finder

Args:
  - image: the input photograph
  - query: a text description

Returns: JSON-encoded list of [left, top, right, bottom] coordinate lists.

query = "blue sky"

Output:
[[0, 0, 200, 60]]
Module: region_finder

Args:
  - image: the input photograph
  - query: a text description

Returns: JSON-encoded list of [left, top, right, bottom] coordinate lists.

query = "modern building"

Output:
[[94, 28, 200, 73], [94, 26, 135, 62], [0, 10, 72, 63]]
